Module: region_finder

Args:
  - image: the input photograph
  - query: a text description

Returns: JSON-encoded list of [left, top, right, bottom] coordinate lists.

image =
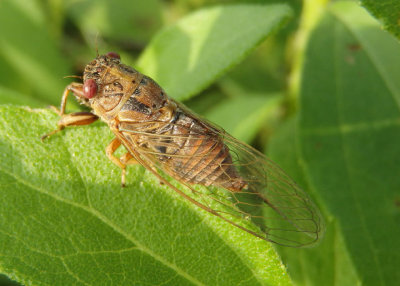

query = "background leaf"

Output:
[[0, 106, 292, 286], [361, 0, 400, 39], [0, 87, 46, 107], [66, 0, 163, 44], [0, 0, 72, 105], [137, 4, 292, 101], [205, 93, 282, 143], [269, 2, 400, 285], [269, 118, 359, 286]]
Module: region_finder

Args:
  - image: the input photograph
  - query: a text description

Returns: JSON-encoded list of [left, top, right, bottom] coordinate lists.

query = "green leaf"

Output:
[[0, 106, 292, 286], [269, 118, 359, 286], [0, 0, 72, 105], [205, 94, 282, 143], [137, 4, 293, 101], [269, 2, 400, 285], [0, 86, 46, 107], [0, 273, 20, 286], [360, 0, 400, 39], [67, 0, 163, 44]]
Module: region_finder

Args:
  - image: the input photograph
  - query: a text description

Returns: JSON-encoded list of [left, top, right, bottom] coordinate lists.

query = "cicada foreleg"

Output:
[[41, 83, 98, 140], [106, 138, 138, 187]]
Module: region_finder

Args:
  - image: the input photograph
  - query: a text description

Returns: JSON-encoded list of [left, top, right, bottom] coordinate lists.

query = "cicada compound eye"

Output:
[[106, 52, 120, 60], [83, 79, 97, 99]]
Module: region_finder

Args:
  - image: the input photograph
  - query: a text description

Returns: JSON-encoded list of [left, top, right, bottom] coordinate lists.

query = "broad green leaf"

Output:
[[270, 2, 400, 285], [0, 0, 72, 105], [137, 4, 293, 101], [0, 274, 19, 286], [0, 56, 24, 95], [66, 0, 162, 44], [0, 86, 46, 107], [361, 0, 400, 39], [269, 118, 359, 286], [0, 106, 292, 286], [205, 94, 282, 143], [223, 41, 286, 95]]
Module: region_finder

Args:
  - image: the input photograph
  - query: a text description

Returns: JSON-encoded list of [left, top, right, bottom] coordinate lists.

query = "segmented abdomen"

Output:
[[153, 110, 246, 191]]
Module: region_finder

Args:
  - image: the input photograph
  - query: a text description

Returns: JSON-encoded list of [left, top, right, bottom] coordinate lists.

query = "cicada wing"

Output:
[[220, 133, 325, 247], [116, 128, 266, 239], [117, 120, 324, 247]]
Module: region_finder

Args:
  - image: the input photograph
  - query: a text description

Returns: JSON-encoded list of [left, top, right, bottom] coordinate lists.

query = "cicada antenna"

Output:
[[63, 75, 83, 79], [95, 31, 100, 57]]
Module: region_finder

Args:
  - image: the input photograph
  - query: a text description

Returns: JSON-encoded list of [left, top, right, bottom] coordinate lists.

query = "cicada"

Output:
[[43, 52, 324, 247]]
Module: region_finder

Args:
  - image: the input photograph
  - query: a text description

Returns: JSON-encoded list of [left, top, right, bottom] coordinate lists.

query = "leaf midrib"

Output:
[[330, 19, 384, 284], [301, 117, 400, 135]]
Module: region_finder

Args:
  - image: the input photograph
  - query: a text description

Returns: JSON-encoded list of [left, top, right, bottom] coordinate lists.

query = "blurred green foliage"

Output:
[[361, 0, 400, 38], [0, 0, 399, 285]]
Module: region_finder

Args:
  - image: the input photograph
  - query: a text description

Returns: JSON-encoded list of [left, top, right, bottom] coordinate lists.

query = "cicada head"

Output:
[[82, 52, 121, 98], [84, 52, 121, 83], [80, 52, 143, 113]]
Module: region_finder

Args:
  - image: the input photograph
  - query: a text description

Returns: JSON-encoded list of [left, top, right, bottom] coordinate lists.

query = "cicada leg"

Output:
[[41, 111, 98, 140], [120, 151, 166, 186], [106, 138, 138, 187], [41, 83, 98, 140], [120, 152, 137, 165]]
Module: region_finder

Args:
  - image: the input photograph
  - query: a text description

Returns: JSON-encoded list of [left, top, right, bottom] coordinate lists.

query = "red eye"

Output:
[[106, 52, 120, 60], [83, 79, 97, 98]]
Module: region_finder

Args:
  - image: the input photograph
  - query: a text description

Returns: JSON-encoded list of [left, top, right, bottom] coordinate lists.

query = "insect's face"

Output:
[[84, 52, 121, 84], [75, 52, 120, 105], [78, 52, 144, 114]]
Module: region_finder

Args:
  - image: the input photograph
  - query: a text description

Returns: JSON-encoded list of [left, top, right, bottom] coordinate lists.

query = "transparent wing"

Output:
[[116, 119, 324, 247], [219, 133, 324, 246]]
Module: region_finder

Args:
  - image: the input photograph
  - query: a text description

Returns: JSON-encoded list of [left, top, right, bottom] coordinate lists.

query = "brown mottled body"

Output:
[[43, 53, 324, 247], [83, 55, 246, 191]]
